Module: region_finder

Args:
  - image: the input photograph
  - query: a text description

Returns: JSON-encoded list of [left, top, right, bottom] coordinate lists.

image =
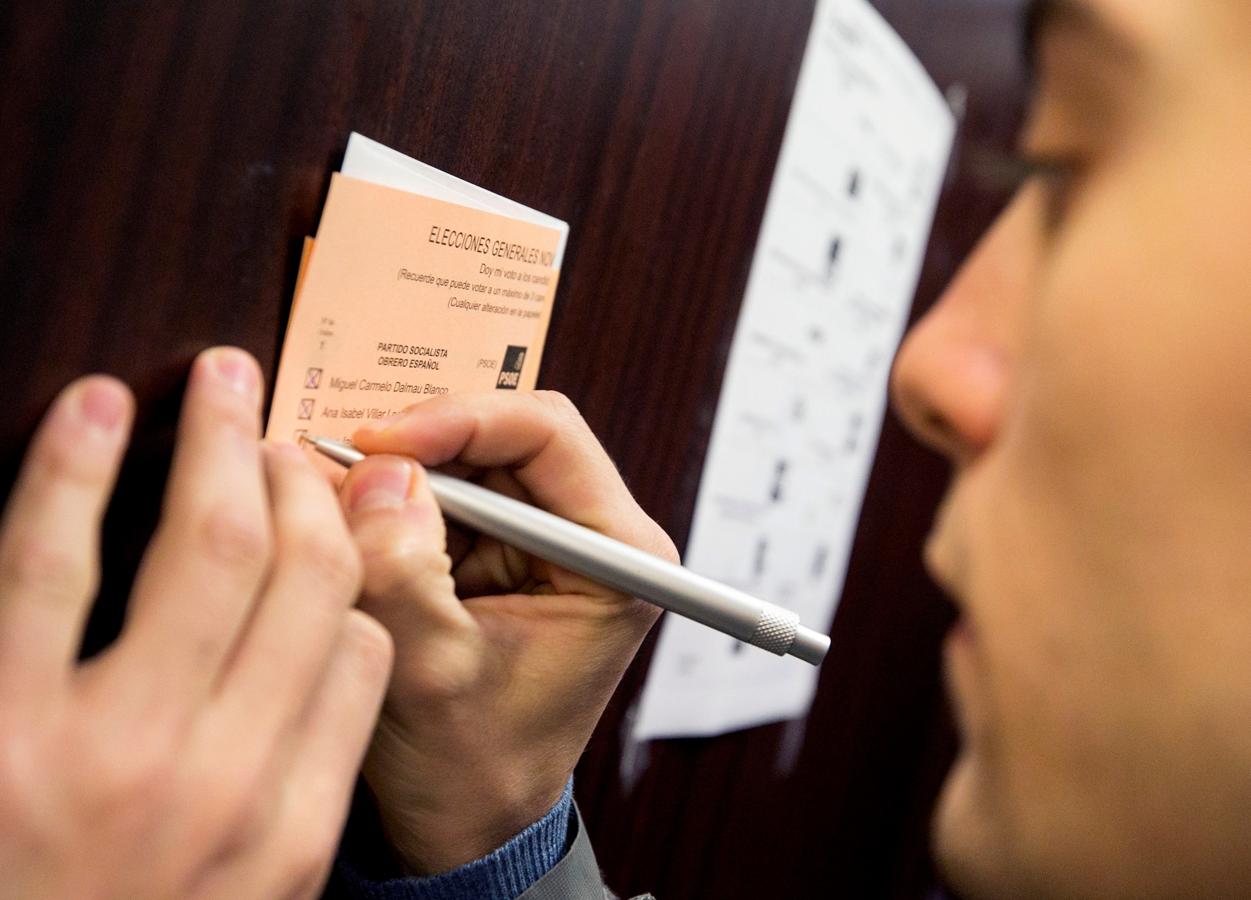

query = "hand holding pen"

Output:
[[329, 390, 680, 875]]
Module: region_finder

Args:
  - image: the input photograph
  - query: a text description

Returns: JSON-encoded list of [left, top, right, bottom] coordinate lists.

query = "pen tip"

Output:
[[305, 435, 340, 453], [302, 435, 365, 467]]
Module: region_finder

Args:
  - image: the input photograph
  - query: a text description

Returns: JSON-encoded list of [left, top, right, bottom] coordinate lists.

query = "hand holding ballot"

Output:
[[256, 136, 677, 876], [337, 391, 678, 874]]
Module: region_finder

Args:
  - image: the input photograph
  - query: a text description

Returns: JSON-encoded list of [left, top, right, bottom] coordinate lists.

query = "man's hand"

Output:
[[342, 391, 677, 875], [0, 348, 392, 899]]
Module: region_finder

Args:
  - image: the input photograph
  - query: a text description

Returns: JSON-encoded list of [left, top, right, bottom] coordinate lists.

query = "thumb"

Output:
[[340, 456, 483, 701]]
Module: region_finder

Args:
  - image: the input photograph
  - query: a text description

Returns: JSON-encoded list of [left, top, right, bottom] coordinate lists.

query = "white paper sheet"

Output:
[[633, 0, 955, 739], [341, 133, 569, 269]]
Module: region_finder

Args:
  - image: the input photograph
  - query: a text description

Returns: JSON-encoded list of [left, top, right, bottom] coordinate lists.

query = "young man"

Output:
[[891, 0, 1251, 895], [3, 0, 1247, 896]]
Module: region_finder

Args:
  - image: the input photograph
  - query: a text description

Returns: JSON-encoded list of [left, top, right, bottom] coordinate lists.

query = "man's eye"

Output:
[[1019, 154, 1083, 230], [962, 144, 1084, 231]]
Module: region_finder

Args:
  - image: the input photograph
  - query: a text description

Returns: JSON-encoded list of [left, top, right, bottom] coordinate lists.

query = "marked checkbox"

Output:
[[304, 367, 322, 389], [294, 428, 309, 444], [297, 399, 315, 420]]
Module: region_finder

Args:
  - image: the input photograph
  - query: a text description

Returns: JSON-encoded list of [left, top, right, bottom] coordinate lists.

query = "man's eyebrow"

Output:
[[1023, 0, 1142, 72]]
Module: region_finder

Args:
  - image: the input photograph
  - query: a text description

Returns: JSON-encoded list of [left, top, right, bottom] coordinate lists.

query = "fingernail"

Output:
[[75, 378, 127, 433], [204, 347, 259, 400], [348, 459, 414, 513]]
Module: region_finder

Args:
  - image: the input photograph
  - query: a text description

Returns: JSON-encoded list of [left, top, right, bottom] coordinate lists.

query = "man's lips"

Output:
[[926, 525, 979, 675], [942, 618, 975, 742], [924, 497, 980, 731], [924, 531, 965, 610], [946, 613, 976, 649]]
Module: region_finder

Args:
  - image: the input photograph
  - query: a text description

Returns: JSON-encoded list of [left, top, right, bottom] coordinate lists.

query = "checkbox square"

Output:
[[304, 367, 323, 389], [297, 399, 315, 420], [294, 428, 309, 445]]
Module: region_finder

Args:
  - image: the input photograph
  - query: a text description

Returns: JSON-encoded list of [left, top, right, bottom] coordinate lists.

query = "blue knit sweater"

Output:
[[334, 779, 573, 899]]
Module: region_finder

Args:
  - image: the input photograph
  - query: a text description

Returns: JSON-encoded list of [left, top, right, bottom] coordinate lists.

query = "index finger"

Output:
[[352, 392, 675, 559]]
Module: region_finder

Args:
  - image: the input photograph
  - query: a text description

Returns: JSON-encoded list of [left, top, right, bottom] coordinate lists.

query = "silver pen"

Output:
[[307, 436, 830, 666]]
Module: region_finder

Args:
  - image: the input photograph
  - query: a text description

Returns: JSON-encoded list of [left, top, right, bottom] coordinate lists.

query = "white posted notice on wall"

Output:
[[633, 0, 955, 739]]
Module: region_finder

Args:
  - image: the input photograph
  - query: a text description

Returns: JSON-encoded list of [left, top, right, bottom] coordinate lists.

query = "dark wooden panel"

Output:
[[0, 0, 1029, 895]]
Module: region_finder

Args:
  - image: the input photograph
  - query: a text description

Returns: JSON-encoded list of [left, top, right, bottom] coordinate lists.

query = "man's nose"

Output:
[[890, 191, 1035, 464]]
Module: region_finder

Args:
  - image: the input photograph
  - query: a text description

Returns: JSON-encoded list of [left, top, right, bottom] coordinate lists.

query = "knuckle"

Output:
[[360, 533, 452, 599], [30, 427, 109, 486], [89, 741, 178, 819], [289, 530, 363, 600], [192, 748, 276, 857], [196, 505, 271, 573], [0, 537, 94, 604], [219, 792, 273, 855], [199, 387, 261, 438], [531, 389, 582, 422], [0, 729, 45, 826]]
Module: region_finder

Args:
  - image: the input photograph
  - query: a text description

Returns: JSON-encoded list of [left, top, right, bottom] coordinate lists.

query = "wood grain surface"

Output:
[[0, 1, 1029, 895]]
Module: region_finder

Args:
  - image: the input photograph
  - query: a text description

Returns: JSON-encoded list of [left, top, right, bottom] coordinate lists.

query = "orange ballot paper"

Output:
[[267, 135, 567, 444]]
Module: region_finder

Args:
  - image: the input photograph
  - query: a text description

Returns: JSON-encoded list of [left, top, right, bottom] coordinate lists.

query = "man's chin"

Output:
[[932, 753, 1015, 900]]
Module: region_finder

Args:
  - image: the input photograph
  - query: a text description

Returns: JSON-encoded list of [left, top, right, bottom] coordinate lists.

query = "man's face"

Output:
[[891, 0, 1251, 896]]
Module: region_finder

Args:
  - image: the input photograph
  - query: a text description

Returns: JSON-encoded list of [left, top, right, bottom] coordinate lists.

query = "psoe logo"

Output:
[[496, 345, 527, 389]]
